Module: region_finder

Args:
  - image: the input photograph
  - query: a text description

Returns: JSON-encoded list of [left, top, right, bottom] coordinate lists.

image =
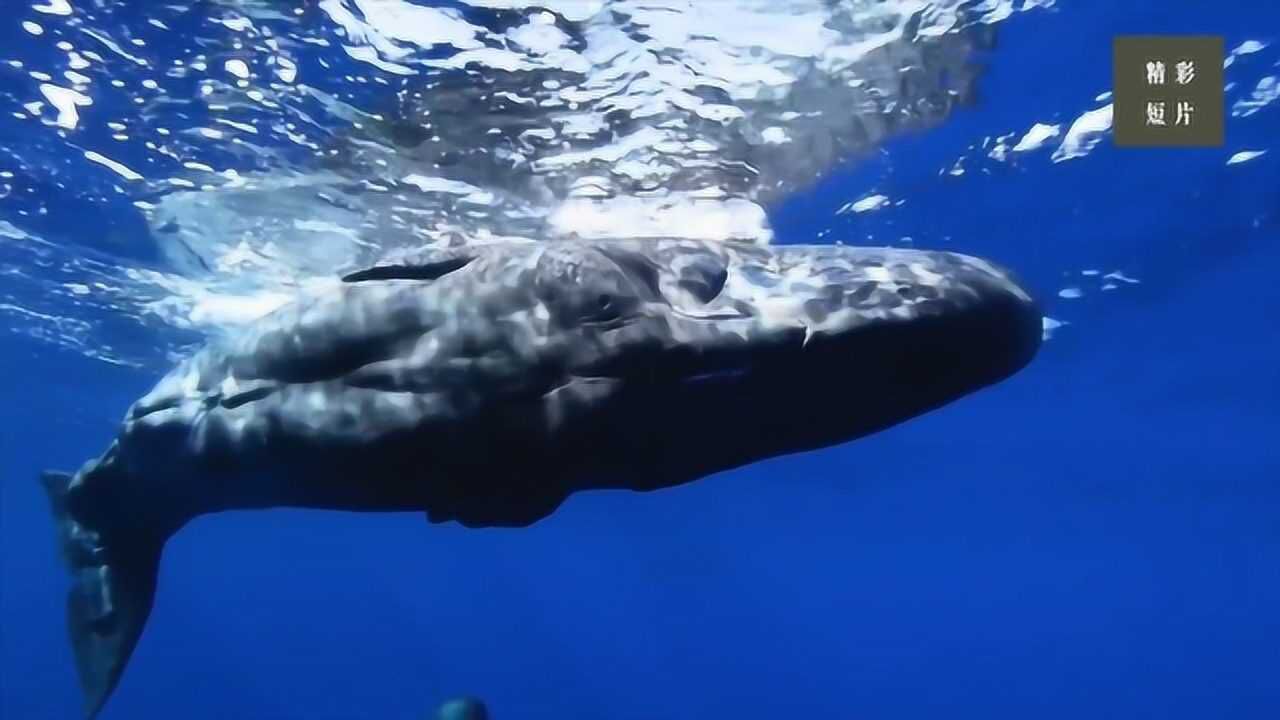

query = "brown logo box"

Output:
[[1114, 36, 1224, 147]]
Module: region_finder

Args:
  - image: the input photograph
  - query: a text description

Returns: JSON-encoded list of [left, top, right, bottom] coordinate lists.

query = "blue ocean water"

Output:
[[2, 1, 1278, 718]]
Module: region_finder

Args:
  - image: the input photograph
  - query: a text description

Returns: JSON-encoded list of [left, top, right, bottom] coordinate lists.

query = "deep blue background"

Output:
[[4, 2, 1279, 718]]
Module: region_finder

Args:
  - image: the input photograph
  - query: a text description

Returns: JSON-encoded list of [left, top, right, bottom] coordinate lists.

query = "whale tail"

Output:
[[40, 470, 163, 719]]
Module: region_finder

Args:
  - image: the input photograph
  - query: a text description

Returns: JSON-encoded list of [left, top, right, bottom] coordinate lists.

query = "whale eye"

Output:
[[584, 292, 625, 323], [535, 245, 640, 326]]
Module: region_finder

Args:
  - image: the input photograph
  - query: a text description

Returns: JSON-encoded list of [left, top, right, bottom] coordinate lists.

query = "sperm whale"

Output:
[[42, 238, 1041, 717]]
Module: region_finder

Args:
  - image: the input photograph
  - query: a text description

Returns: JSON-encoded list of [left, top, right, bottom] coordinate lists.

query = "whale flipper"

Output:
[[341, 250, 477, 283], [41, 471, 163, 719]]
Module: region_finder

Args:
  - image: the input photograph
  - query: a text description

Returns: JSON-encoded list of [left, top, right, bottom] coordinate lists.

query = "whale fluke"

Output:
[[41, 470, 164, 719]]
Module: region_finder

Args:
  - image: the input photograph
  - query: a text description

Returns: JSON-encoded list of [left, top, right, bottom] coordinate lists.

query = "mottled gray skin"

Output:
[[81, 239, 1040, 529], [45, 239, 1041, 717]]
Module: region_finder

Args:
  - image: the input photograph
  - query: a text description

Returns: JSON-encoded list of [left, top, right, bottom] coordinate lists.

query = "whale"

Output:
[[41, 238, 1041, 717]]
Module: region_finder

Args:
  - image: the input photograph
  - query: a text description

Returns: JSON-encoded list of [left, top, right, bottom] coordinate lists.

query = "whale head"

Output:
[[357, 238, 1041, 500]]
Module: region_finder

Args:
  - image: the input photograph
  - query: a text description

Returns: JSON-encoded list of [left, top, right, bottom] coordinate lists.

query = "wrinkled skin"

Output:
[[68, 238, 1041, 533], [47, 238, 1041, 718]]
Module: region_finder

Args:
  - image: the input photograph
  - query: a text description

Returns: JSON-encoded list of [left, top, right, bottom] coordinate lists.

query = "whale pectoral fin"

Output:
[[41, 470, 165, 719], [341, 254, 475, 283]]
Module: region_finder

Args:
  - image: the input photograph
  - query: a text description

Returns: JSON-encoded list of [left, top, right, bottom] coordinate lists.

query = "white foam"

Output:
[[356, 0, 482, 49], [1041, 316, 1068, 340], [4, 0, 1070, 364], [839, 194, 890, 214], [342, 44, 414, 76], [81, 28, 148, 66], [1052, 104, 1112, 163], [1011, 123, 1061, 153], [39, 83, 92, 129], [1227, 149, 1267, 165], [0, 221, 30, 240], [319, 0, 483, 75], [401, 174, 494, 204], [1232, 40, 1267, 56], [275, 57, 298, 83], [33, 0, 73, 16], [760, 126, 789, 144], [1103, 270, 1140, 284], [508, 16, 570, 55], [987, 134, 1012, 162], [224, 59, 250, 79], [1233, 76, 1280, 117], [549, 195, 770, 243], [219, 16, 254, 33], [84, 150, 143, 180]]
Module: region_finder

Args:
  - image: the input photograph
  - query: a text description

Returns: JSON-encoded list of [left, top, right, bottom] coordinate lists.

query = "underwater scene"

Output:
[[1, 1, 1278, 718]]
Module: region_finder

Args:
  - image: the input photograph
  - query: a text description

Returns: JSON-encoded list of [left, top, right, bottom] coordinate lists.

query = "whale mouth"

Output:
[[680, 365, 755, 386]]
